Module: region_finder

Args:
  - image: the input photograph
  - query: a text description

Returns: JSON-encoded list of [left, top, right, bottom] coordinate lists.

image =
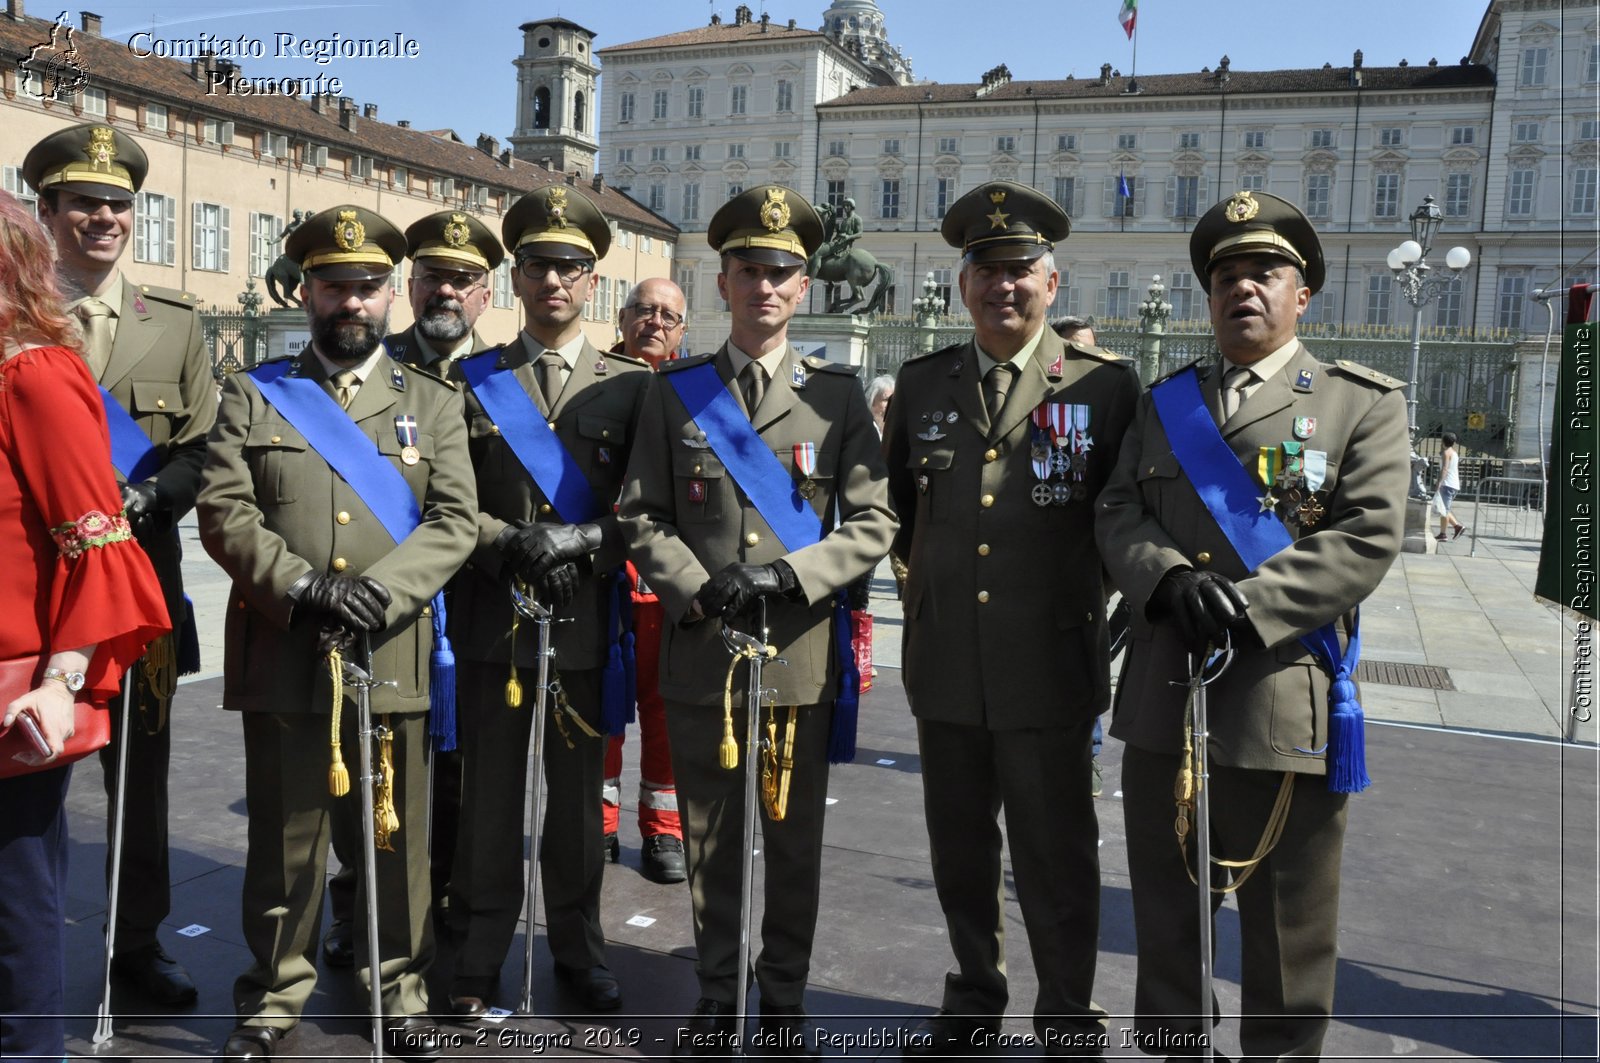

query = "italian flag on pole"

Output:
[[1119, 0, 1137, 38]]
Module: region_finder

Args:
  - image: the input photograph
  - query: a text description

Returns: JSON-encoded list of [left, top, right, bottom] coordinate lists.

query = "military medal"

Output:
[[793, 442, 819, 500], [1256, 446, 1281, 513], [1032, 482, 1054, 506], [1053, 481, 1073, 505], [395, 414, 421, 466], [1029, 410, 1054, 506], [1299, 449, 1330, 527]]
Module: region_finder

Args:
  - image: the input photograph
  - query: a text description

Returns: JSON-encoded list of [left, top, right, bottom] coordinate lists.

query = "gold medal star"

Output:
[[1258, 491, 1279, 514], [987, 207, 1010, 230]]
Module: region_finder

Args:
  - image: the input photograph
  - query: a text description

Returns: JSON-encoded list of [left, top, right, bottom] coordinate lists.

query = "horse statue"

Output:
[[806, 200, 894, 315], [264, 209, 307, 309]]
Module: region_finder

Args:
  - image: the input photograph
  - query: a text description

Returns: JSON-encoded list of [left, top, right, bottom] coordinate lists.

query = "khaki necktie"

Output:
[[332, 369, 359, 410], [1220, 365, 1252, 423], [984, 362, 1016, 422], [741, 361, 767, 418], [75, 298, 114, 380], [537, 351, 566, 409]]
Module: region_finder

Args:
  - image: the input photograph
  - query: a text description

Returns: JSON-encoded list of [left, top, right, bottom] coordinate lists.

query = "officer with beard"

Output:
[[385, 211, 503, 378], [199, 204, 477, 1062], [320, 210, 506, 969]]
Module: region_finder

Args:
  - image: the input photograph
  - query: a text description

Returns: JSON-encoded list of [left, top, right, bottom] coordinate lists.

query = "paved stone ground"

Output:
[[45, 513, 1599, 1060]]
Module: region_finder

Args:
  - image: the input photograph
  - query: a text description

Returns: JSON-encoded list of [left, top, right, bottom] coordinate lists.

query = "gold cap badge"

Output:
[[760, 187, 792, 233], [334, 210, 366, 253], [547, 187, 569, 228], [85, 126, 116, 172], [1224, 190, 1260, 223], [442, 213, 470, 248]]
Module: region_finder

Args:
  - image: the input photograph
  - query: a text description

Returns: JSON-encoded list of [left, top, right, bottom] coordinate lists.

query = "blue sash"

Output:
[[457, 349, 596, 524], [99, 388, 163, 483], [1150, 366, 1369, 793], [247, 360, 454, 738], [457, 349, 636, 734], [666, 360, 860, 763]]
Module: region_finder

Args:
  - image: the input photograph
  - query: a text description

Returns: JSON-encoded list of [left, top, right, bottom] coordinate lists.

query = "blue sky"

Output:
[[69, 0, 1495, 143]]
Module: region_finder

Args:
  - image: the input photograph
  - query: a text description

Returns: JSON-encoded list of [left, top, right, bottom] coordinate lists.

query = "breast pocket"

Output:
[[244, 424, 306, 505], [578, 413, 628, 486], [1137, 449, 1182, 524], [674, 449, 725, 522], [906, 446, 955, 524], [130, 379, 181, 447]]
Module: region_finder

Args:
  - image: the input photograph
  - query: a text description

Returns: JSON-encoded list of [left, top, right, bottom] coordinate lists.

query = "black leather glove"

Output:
[[120, 480, 171, 537], [316, 622, 358, 656], [297, 574, 392, 633], [1152, 569, 1249, 655], [540, 561, 581, 608], [695, 562, 796, 620], [497, 521, 602, 585]]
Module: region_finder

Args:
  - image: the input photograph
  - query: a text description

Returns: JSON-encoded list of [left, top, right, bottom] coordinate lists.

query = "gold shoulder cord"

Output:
[[327, 648, 350, 796], [374, 717, 398, 852], [1174, 682, 1295, 893], [137, 632, 177, 733]]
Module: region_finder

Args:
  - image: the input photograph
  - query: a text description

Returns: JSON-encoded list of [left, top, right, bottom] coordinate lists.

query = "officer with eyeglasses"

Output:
[[442, 184, 651, 1019], [384, 210, 503, 379]]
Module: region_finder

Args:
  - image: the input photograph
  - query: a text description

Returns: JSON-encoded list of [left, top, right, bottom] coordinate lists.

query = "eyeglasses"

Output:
[[414, 268, 488, 295], [517, 257, 593, 285], [624, 303, 685, 329]]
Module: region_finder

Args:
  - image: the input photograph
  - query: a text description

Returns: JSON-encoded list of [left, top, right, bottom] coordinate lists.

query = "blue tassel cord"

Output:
[[826, 593, 859, 764], [428, 591, 457, 752]]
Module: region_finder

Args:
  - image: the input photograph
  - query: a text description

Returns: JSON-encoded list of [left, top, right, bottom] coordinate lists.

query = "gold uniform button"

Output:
[[490, 425, 501, 435], [977, 590, 990, 604], [270, 435, 282, 444], [156, 399, 167, 409], [602, 429, 611, 439], [980, 493, 995, 508], [745, 532, 760, 547], [336, 511, 351, 525], [421, 606, 432, 618], [920, 456, 929, 465], [693, 464, 703, 474], [332, 557, 348, 573], [1085, 611, 1094, 622], [985, 449, 998, 462], [977, 544, 990, 556], [539, 503, 552, 515], [1196, 551, 1212, 565], [1148, 466, 1157, 475], [548, 421, 558, 431]]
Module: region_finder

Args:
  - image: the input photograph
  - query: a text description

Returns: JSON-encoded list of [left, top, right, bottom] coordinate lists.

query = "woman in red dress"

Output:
[[0, 190, 169, 1058]]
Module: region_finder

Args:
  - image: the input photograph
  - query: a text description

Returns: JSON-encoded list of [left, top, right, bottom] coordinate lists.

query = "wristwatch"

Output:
[[42, 666, 86, 692]]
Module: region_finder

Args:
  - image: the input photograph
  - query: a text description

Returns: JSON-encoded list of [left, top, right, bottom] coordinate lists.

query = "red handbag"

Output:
[[0, 655, 110, 777]]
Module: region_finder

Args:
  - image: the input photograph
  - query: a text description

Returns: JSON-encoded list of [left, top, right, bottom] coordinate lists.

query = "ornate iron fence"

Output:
[[199, 308, 268, 380], [863, 317, 1522, 457]]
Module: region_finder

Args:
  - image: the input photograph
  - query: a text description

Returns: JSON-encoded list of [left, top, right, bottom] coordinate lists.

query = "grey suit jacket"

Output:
[[1095, 342, 1409, 774], [619, 344, 897, 707]]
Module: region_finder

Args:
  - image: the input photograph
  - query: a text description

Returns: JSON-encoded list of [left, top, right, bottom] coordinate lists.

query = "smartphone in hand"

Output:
[[14, 712, 54, 759]]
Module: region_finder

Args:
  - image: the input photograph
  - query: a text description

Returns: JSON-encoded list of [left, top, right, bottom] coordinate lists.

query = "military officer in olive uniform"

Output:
[[619, 185, 896, 1059], [883, 183, 1137, 1058], [198, 205, 477, 1063], [385, 210, 502, 378], [320, 210, 506, 970], [24, 122, 214, 1006], [1095, 191, 1409, 1059], [444, 185, 650, 1019]]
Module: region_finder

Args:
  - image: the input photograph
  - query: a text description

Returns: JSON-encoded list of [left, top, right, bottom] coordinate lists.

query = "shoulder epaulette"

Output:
[[396, 359, 459, 389], [607, 351, 652, 369], [1066, 340, 1128, 365], [246, 353, 294, 370], [1151, 357, 1207, 387], [1332, 359, 1406, 390], [901, 341, 964, 368], [659, 352, 717, 373], [137, 283, 198, 308], [801, 354, 860, 376]]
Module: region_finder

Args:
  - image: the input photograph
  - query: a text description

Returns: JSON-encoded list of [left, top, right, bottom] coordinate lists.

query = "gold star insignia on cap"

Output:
[[442, 213, 470, 248], [1224, 190, 1260, 223], [334, 210, 366, 253], [547, 187, 569, 227], [987, 206, 1011, 229], [760, 187, 792, 232]]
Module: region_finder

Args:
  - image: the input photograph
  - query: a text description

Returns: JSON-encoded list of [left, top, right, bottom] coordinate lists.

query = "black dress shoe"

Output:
[[753, 1004, 819, 1060], [381, 1015, 443, 1063], [642, 833, 688, 884], [449, 994, 488, 1020], [903, 1010, 998, 1058], [673, 997, 739, 1060], [220, 1024, 282, 1062], [553, 963, 622, 1011], [110, 943, 197, 1006], [321, 919, 354, 968], [603, 831, 621, 863]]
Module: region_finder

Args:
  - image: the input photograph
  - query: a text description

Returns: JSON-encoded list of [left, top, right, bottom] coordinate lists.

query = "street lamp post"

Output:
[[1388, 195, 1471, 553], [1137, 274, 1172, 387]]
